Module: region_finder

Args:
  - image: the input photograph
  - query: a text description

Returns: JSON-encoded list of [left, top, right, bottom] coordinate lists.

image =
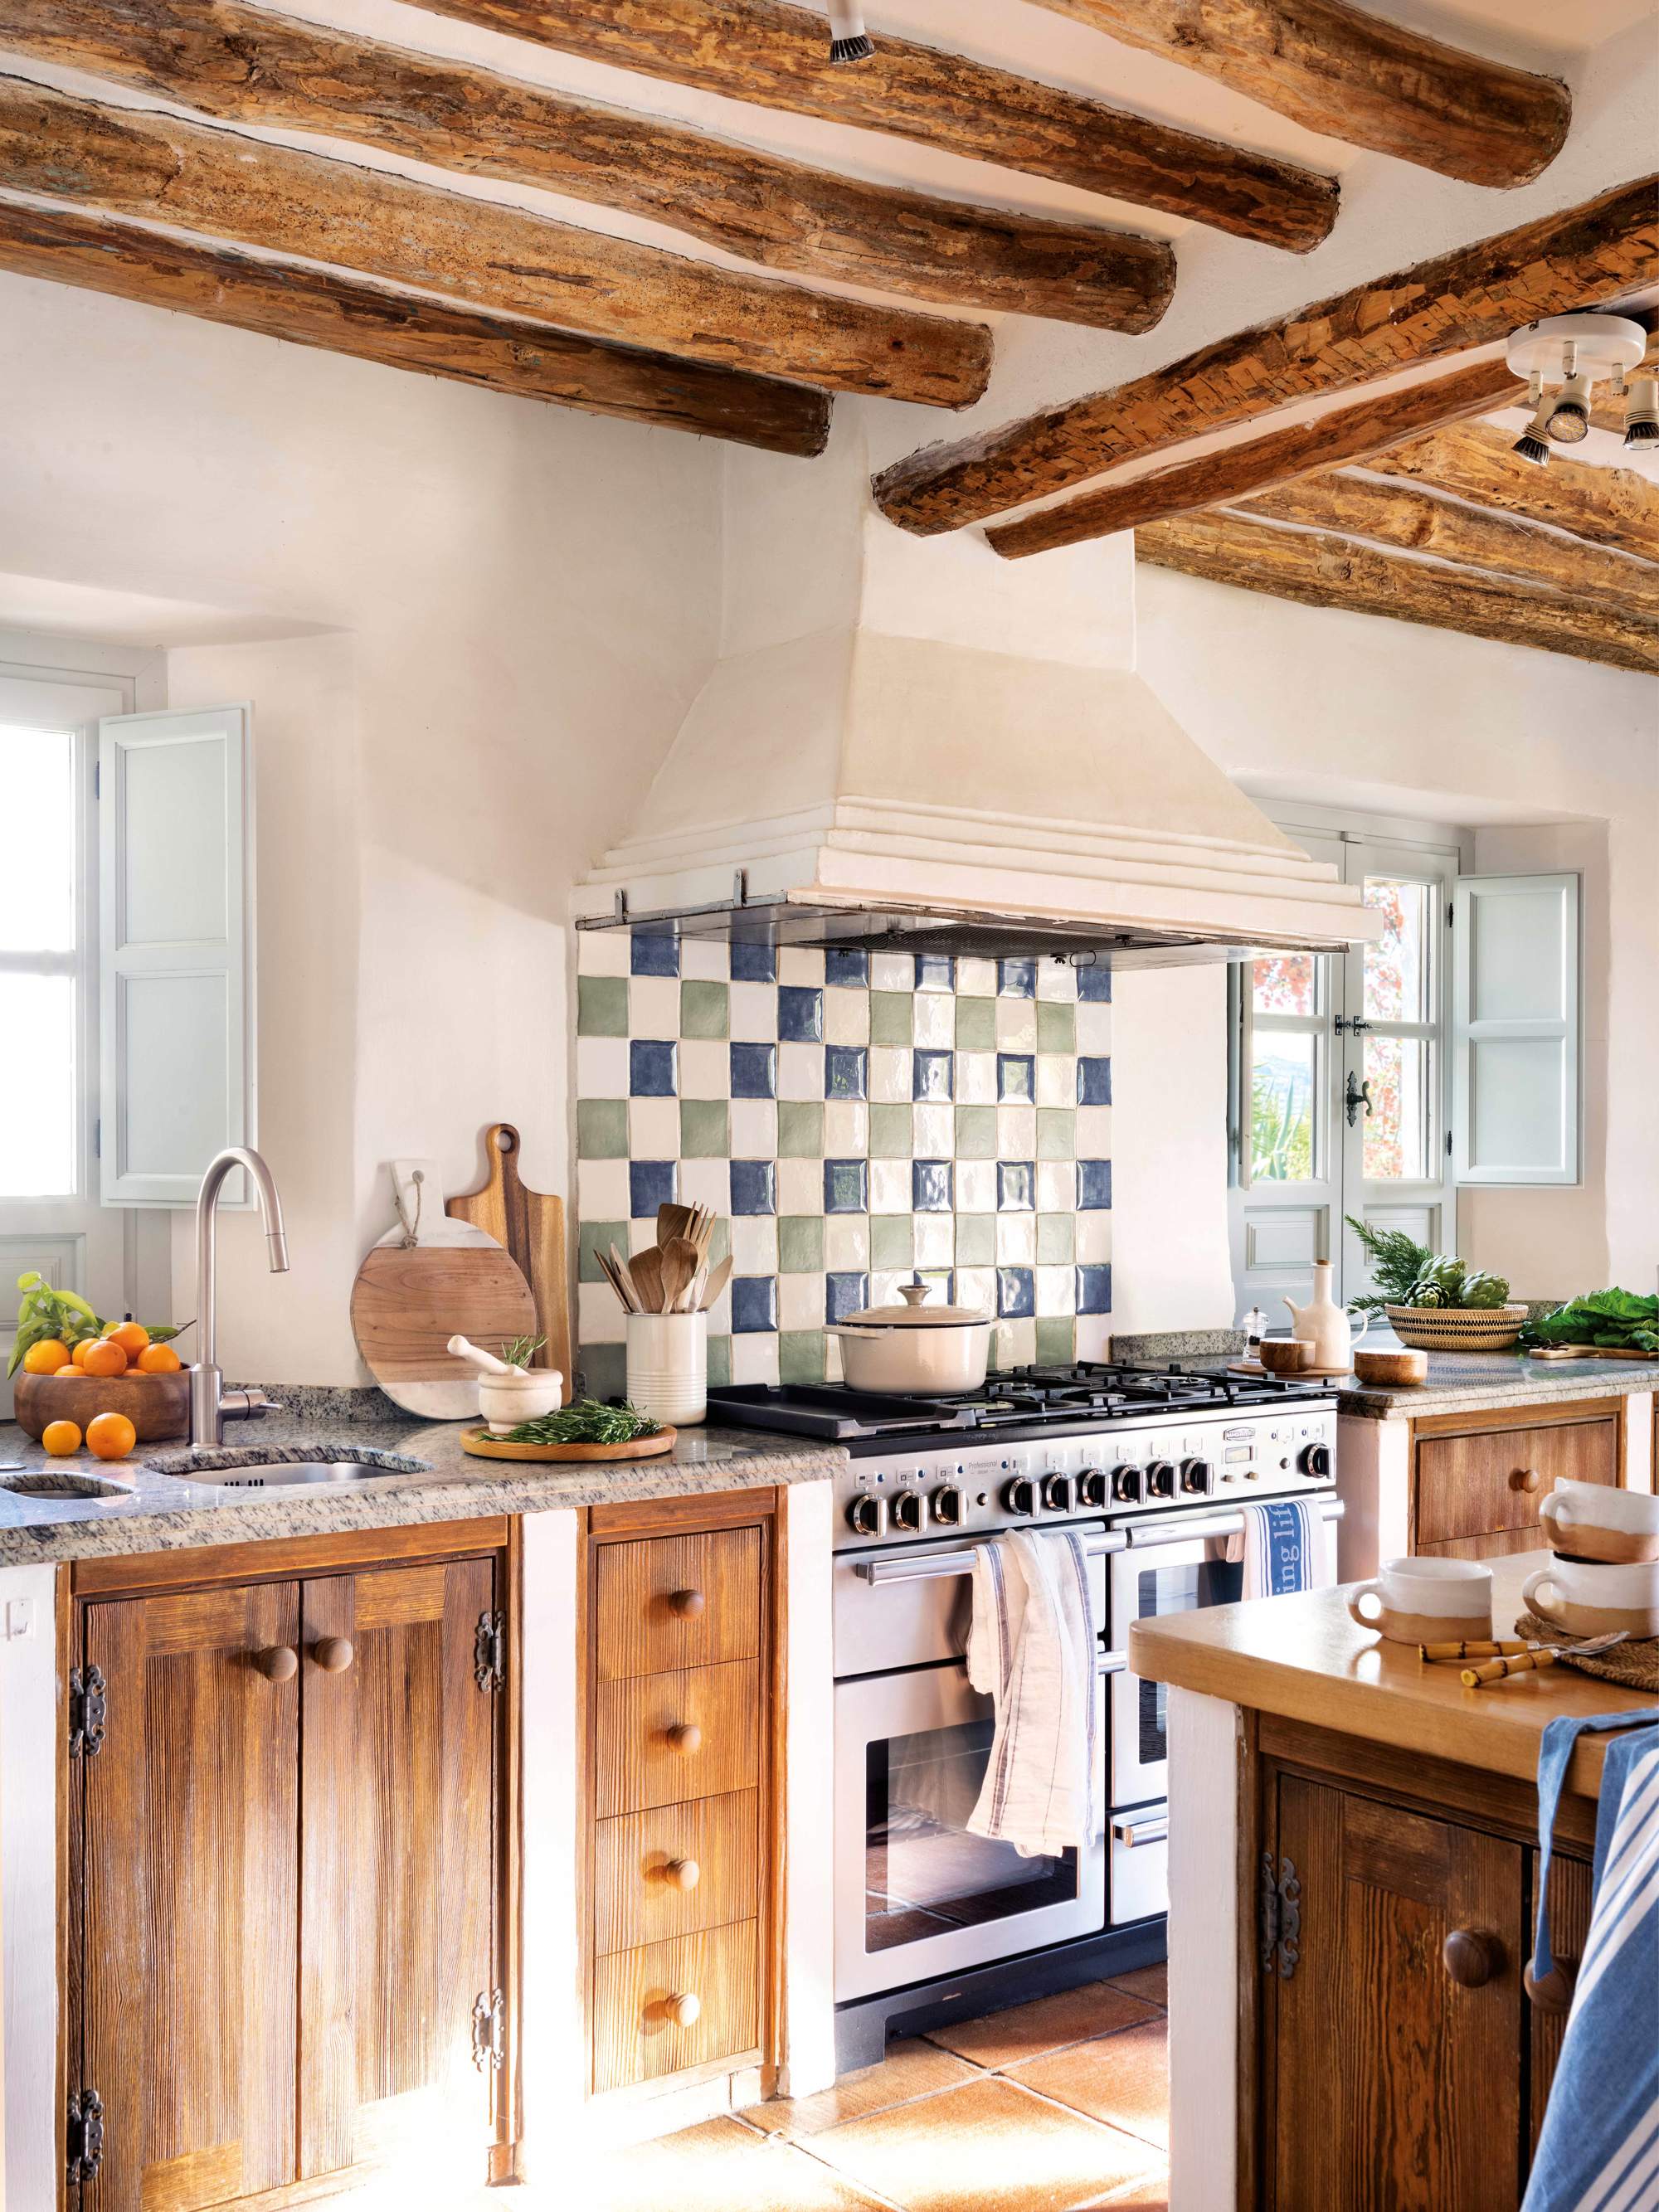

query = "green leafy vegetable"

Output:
[[490, 1399, 663, 1446], [1344, 1222, 1510, 1315], [1523, 1291, 1659, 1355]]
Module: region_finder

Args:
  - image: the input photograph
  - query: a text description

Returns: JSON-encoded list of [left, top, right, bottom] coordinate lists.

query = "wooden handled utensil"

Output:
[[629, 1243, 666, 1314], [659, 1237, 698, 1315], [656, 1202, 693, 1249], [1421, 1639, 1535, 1662], [1462, 1629, 1628, 1687], [698, 1255, 732, 1311]]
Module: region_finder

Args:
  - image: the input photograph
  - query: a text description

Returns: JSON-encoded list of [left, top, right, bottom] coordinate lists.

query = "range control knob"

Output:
[[932, 1484, 966, 1528], [1042, 1472, 1076, 1514], [846, 1494, 888, 1537], [890, 1490, 924, 1532], [1180, 1456, 1214, 1496], [1301, 1442, 1331, 1478], [1111, 1464, 1143, 1505], [1146, 1461, 1177, 1500], [1002, 1475, 1039, 1516], [1077, 1467, 1108, 1508]]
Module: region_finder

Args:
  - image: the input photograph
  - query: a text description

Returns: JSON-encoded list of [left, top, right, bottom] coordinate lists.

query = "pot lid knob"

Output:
[[897, 1280, 932, 1308]]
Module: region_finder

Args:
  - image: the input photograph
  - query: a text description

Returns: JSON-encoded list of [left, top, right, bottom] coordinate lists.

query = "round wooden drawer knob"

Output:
[[663, 1858, 701, 1892], [664, 1991, 702, 2029], [1511, 1466, 1542, 1494], [667, 1587, 705, 1619], [313, 1636, 355, 1673], [251, 1646, 298, 1682], [1524, 1955, 1577, 2013], [665, 1722, 702, 1754], [1443, 1929, 1502, 1988]]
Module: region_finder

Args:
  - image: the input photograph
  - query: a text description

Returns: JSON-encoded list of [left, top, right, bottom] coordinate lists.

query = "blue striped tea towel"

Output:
[[1238, 1497, 1322, 1598]]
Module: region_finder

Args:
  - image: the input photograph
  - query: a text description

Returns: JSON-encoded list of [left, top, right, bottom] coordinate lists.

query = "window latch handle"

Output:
[[1345, 1072, 1374, 1126]]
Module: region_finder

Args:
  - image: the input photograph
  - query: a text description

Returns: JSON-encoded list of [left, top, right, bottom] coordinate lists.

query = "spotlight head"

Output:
[[1545, 373, 1593, 444], [1513, 433, 1551, 466], [826, 0, 873, 60], [1625, 373, 1659, 450]]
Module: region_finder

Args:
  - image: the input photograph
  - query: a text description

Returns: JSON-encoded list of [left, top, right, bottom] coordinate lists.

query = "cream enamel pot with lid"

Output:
[[830, 1281, 992, 1393]]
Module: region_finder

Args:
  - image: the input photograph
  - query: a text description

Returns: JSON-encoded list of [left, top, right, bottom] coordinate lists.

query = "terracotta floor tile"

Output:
[[1083, 2169, 1170, 2210], [1103, 1962, 1167, 2010], [805, 2073, 1163, 2212], [923, 1981, 1160, 2069], [580, 2115, 893, 2212], [1006, 2020, 1170, 2149], [744, 2036, 981, 2138]]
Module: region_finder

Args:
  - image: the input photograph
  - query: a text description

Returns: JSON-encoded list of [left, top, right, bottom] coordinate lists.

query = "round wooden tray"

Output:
[[1228, 1359, 1353, 1379], [460, 1423, 676, 1464]]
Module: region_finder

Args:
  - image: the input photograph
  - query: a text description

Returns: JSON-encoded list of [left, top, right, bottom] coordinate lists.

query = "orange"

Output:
[[41, 1420, 82, 1456], [105, 1320, 149, 1359], [136, 1343, 182, 1374], [71, 1337, 96, 1369], [85, 1412, 136, 1461], [22, 1339, 71, 1375], [80, 1339, 129, 1378]]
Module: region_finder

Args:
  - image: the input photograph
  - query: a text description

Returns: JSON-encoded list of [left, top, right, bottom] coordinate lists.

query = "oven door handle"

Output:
[[853, 1529, 1127, 1583], [1121, 1498, 1345, 1548], [1112, 1813, 1169, 1849]]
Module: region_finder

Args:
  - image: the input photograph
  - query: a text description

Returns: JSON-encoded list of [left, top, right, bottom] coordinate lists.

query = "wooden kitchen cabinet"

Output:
[[1410, 1400, 1621, 1560]]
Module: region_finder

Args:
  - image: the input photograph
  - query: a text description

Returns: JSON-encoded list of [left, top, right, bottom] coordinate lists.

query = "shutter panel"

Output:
[[98, 706, 255, 1206], [1451, 872, 1579, 1187]]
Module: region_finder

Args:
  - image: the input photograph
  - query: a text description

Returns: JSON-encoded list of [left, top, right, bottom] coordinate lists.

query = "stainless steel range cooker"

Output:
[[709, 1362, 1344, 2066]]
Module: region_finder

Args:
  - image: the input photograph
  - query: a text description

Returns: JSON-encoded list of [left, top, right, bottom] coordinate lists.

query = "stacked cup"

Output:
[[1523, 1482, 1659, 1639]]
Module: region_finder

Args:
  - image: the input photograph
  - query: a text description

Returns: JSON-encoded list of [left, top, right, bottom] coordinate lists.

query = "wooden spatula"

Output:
[[660, 1237, 698, 1314], [607, 1244, 642, 1313], [630, 1243, 667, 1313], [656, 1202, 693, 1249], [698, 1255, 732, 1311]]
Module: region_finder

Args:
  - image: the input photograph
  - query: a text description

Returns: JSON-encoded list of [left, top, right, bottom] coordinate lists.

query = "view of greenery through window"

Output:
[[1250, 955, 1317, 1182]]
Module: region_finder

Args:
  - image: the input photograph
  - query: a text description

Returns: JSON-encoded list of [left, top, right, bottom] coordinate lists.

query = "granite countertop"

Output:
[[0, 1396, 844, 1565]]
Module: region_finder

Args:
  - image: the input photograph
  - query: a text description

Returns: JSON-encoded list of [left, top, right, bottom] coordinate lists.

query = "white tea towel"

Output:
[[965, 1529, 1101, 1860], [1235, 1498, 1323, 1597]]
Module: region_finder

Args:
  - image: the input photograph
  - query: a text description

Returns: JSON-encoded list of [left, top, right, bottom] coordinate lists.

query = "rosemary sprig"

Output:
[[489, 1399, 663, 1446], [498, 1333, 547, 1370]]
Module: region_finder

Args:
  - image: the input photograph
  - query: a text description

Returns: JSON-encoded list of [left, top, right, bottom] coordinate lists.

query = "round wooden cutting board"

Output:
[[349, 1242, 537, 1418], [460, 1424, 676, 1464]]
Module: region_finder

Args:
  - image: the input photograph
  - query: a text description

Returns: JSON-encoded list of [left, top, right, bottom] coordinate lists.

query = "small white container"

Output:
[[627, 1312, 707, 1427], [477, 1370, 565, 1435]]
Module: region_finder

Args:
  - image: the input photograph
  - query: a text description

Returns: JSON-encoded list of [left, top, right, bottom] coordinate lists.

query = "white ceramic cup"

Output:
[[1538, 1480, 1659, 1565], [1346, 1555, 1494, 1644], [626, 1311, 706, 1427], [1522, 1553, 1659, 1639]]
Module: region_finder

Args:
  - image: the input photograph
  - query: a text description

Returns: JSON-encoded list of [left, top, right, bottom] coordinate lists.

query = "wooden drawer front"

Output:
[[595, 1527, 761, 1682], [595, 1659, 760, 1818], [591, 1920, 759, 2093], [1415, 1418, 1618, 1548], [595, 1790, 759, 1955]]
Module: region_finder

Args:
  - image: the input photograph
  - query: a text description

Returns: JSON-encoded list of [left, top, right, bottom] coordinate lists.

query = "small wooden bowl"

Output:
[[13, 1368, 189, 1443], [1259, 1339, 1315, 1373], [1353, 1349, 1429, 1387]]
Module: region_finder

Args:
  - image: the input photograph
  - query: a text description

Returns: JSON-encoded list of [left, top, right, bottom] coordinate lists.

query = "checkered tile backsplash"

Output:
[[574, 933, 1112, 1399]]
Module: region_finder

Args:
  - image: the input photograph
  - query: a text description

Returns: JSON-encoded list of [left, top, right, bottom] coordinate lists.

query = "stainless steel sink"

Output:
[[150, 1446, 433, 1488]]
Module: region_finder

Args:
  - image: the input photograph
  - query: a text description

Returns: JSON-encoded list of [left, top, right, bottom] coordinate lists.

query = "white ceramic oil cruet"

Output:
[[1284, 1262, 1371, 1370]]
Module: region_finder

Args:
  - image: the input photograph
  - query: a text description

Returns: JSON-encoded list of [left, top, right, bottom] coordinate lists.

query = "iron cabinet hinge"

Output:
[[1260, 1852, 1301, 1981], [68, 1665, 107, 1758], [67, 2087, 105, 2183], [473, 1610, 506, 1694], [472, 1988, 505, 2073]]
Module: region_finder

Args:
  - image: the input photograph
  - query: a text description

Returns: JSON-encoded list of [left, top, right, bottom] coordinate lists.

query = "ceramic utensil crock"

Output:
[[626, 1311, 708, 1426], [1347, 1556, 1494, 1644]]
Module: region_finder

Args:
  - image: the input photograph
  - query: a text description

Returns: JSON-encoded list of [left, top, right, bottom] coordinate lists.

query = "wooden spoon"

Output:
[[597, 1250, 637, 1314], [630, 1243, 667, 1313], [699, 1255, 732, 1311], [656, 1202, 693, 1250], [660, 1237, 698, 1315]]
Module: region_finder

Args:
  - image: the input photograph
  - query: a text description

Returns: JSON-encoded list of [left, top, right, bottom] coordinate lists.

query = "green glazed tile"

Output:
[[869, 991, 915, 1048], [706, 1334, 732, 1388], [778, 1101, 825, 1158], [577, 1218, 628, 1282], [954, 1106, 997, 1159], [679, 1098, 729, 1157], [581, 1342, 626, 1400], [577, 974, 629, 1038], [780, 1330, 826, 1385], [872, 1213, 916, 1269], [1037, 1107, 1077, 1161], [1037, 1212, 1076, 1265], [1036, 1001, 1076, 1054], [680, 979, 729, 1039], [577, 1098, 629, 1159], [779, 1215, 825, 1273], [1034, 1317, 1076, 1365], [955, 1213, 995, 1266], [953, 995, 995, 1052], [869, 1103, 913, 1158]]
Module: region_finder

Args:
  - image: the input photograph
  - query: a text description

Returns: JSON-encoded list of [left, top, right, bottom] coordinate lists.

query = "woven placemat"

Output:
[[1515, 1612, 1659, 1692]]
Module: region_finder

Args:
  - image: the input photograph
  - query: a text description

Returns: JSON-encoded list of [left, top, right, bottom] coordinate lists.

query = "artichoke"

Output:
[[1406, 1276, 1451, 1308], [1460, 1271, 1511, 1309]]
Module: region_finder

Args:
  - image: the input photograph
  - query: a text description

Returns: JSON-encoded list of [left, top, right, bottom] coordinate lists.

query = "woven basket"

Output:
[[1384, 1303, 1528, 1353]]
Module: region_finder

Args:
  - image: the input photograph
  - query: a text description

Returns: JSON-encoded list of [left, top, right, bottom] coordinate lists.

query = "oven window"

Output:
[[1135, 1558, 1243, 1767], [864, 1709, 1078, 1954]]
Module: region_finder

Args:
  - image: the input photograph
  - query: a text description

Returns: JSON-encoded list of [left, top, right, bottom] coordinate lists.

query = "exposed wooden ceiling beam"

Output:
[[987, 358, 1520, 558], [0, 197, 831, 451], [1370, 421, 1659, 566], [0, 76, 990, 407], [1234, 474, 1659, 619], [873, 177, 1658, 533], [0, 0, 1174, 333], [1031, 0, 1569, 188], [406, 0, 1339, 253], [1136, 512, 1659, 677]]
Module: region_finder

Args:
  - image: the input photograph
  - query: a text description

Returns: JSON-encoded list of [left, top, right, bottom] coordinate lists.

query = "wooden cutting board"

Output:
[[349, 1243, 538, 1417], [1529, 1344, 1656, 1361], [448, 1124, 572, 1404]]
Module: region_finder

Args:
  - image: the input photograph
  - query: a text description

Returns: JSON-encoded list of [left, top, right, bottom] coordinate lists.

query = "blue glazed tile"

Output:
[[997, 1053, 1034, 1102], [630, 1039, 678, 1097], [825, 1271, 870, 1324], [912, 1159, 953, 1213], [997, 1160, 1034, 1212], [826, 1045, 868, 1100], [778, 985, 825, 1043], [731, 1276, 779, 1334], [824, 1157, 869, 1213], [1077, 964, 1112, 1002], [730, 941, 776, 982], [912, 1050, 954, 1102], [730, 1159, 776, 1217], [824, 949, 869, 988], [630, 932, 679, 977], [1078, 1159, 1113, 1210], [1077, 1056, 1112, 1106], [997, 1267, 1035, 1319], [629, 1159, 678, 1218], [730, 1042, 778, 1098], [915, 953, 956, 993], [1077, 1264, 1113, 1315], [998, 958, 1036, 999]]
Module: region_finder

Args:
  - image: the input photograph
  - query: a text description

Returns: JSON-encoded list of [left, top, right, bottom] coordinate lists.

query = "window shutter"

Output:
[[1450, 872, 1579, 1187], [97, 706, 255, 1206]]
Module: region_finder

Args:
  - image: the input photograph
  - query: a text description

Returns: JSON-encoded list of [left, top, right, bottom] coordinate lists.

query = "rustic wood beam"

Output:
[[1370, 421, 1659, 566], [0, 0, 1174, 333], [406, 0, 1339, 253], [1234, 474, 1659, 619], [1135, 512, 1659, 677], [1032, 0, 1569, 188], [0, 76, 989, 407], [0, 197, 831, 452], [987, 357, 1521, 558], [873, 177, 1658, 533]]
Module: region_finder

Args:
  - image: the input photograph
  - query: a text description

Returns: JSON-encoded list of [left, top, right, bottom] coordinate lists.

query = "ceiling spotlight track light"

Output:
[[1505, 312, 1649, 457], [826, 0, 874, 62], [1512, 395, 1554, 466], [1545, 372, 1594, 444], [1625, 373, 1659, 450]]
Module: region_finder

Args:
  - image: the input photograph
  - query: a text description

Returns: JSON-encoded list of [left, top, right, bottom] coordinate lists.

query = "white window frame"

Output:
[[1451, 870, 1582, 1187]]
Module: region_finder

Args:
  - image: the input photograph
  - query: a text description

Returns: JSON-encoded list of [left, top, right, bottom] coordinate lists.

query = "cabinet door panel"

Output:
[[299, 1558, 498, 2186], [81, 1581, 299, 2211], [1269, 1777, 1523, 2212]]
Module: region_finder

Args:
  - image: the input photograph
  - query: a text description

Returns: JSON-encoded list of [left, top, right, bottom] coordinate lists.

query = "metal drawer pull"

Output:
[[251, 1646, 298, 1682], [665, 1722, 702, 1754], [664, 1991, 702, 2028], [313, 1636, 354, 1673], [662, 1857, 701, 1892], [1112, 1815, 1170, 1848], [668, 1587, 706, 1617]]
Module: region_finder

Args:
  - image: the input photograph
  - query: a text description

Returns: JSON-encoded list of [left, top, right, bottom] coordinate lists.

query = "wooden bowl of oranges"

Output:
[[15, 1320, 188, 1452]]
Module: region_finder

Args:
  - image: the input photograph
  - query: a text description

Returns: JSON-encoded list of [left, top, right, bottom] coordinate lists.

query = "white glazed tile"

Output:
[[577, 1159, 630, 1218], [915, 1213, 954, 1268], [956, 956, 996, 999], [1037, 961, 1078, 1001], [825, 989, 870, 1047], [730, 1334, 781, 1387], [627, 1218, 661, 1256], [995, 998, 1038, 1052], [956, 1052, 996, 1105], [994, 1319, 1036, 1368], [1035, 1054, 1075, 1108], [778, 1156, 822, 1213], [576, 1037, 629, 1099], [779, 1272, 826, 1331], [956, 1266, 995, 1315], [678, 1157, 729, 1212], [731, 1217, 779, 1276], [824, 1214, 870, 1270], [869, 1048, 912, 1104], [628, 1097, 680, 1157], [729, 1099, 778, 1158], [956, 1159, 995, 1213], [1035, 1266, 1077, 1316], [1077, 1213, 1114, 1264], [1076, 1004, 1114, 1054], [628, 974, 681, 1040], [869, 1159, 910, 1214], [825, 1333, 844, 1383], [1075, 1315, 1112, 1360], [996, 1105, 1037, 1158], [996, 1212, 1036, 1265], [730, 981, 779, 1042], [871, 953, 914, 992], [825, 1100, 868, 1155], [869, 1269, 907, 1308], [678, 1038, 729, 1100], [777, 1043, 825, 1101], [708, 1284, 733, 1334], [1075, 1106, 1114, 1155], [577, 929, 630, 978], [680, 938, 728, 982], [1038, 1160, 1078, 1213], [912, 1103, 953, 1156], [577, 1280, 626, 1345], [778, 946, 825, 986], [912, 993, 955, 1048]]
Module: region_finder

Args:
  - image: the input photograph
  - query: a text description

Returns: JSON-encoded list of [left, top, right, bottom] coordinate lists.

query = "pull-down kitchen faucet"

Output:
[[188, 1145, 289, 1446]]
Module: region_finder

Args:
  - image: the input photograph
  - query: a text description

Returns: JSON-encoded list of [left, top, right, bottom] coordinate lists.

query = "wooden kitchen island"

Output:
[[1131, 1551, 1658, 2212]]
